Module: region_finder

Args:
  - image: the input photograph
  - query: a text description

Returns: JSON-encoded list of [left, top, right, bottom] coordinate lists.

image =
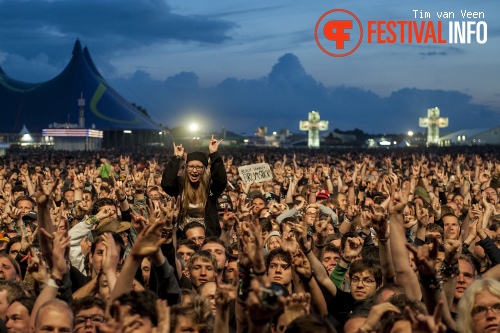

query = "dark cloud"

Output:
[[419, 51, 448, 56], [0, 0, 234, 62], [107, 52, 500, 135]]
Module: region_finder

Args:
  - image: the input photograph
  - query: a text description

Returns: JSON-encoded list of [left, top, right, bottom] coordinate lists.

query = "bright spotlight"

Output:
[[189, 123, 199, 132], [408, 131, 414, 136]]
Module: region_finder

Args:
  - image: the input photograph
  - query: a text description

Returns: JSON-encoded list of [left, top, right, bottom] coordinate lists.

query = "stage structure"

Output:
[[42, 93, 103, 150], [299, 111, 328, 148], [419, 107, 448, 145]]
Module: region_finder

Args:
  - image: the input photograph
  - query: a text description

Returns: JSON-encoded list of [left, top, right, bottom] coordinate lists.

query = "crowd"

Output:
[[0, 140, 499, 333]]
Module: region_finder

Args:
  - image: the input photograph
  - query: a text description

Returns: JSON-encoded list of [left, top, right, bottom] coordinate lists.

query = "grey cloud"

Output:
[[0, 0, 235, 61], [419, 51, 448, 56], [108, 52, 500, 134]]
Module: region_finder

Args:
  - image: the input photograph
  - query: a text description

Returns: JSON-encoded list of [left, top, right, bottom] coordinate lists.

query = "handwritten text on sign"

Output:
[[238, 163, 273, 184]]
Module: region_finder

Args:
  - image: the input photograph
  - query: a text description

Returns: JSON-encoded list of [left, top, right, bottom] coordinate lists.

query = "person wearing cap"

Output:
[[316, 189, 330, 203], [68, 198, 118, 274], [161, 135, 227, 238]]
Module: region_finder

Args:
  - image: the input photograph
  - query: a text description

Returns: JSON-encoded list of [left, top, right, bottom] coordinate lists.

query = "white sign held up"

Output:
[[238, 163, 273, 184]]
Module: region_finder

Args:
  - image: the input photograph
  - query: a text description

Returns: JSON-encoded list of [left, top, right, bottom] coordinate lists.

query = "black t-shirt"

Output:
[[327, 289, 372, 330]]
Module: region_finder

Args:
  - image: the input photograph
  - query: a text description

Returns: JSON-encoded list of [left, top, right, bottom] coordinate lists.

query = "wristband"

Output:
[[118, 196, 127, 203], [46, 279, 59, 289], [88, 215, 99, 225], [325, 176, 330, 180], [253, 269, 266, 276], [300, 273, 313, 284], [340, 255, 352, 264], [303, 247, 312, 255], [440, 261, 460, 281], [419, 274, 442, 291], [315, 242, 327, 249], [50, 274, 64, 287]]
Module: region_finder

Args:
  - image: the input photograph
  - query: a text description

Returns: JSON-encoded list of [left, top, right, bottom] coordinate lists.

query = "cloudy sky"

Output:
[[0, 0, 498, 135]]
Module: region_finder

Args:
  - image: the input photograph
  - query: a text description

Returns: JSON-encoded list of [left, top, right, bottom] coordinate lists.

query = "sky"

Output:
[[0, 0, 499, 136]]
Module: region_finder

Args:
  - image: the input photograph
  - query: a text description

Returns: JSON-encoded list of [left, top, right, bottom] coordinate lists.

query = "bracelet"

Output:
[[46, 278, 59, 289], [315, 242, 327, 249], [238, 265, 250, 276], [162, 227, 174, 239], [253, 269, 266, 276], [135, 188, 144, 194], [88, 215, 99, 225], [118, 196, 127, 203], [303, 247, 312, 255], [463, 242, 471, 248], [325, 176, 330, 180], [419, 274, 442, 292], [440, 261, 460, 281], [301, 273, 313, 284], [340, 255, 352, 264]]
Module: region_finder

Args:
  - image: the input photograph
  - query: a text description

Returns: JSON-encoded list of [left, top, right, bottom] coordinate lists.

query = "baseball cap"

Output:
[[22, 211, 37, 222], [316, 189, 330, 200]]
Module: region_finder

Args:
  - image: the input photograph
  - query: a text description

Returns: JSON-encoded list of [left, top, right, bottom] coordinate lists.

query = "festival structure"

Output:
[[299, 111, 329, 148], [419, 107, 448, 145], [0, 39, 161, 148]]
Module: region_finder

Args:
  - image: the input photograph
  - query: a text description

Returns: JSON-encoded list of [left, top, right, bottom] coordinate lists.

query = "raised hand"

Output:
[[27, 249, 49, 285], [388, 191, 408, 215], [289, 249, 312, 279], [36, 175, 60, 207], [416, 203, 430, 228], [358, 302, 401, 333], [172, 143, 184, 158], [282, 224, 299, 254], [284, 292, 311, 326], [314, 216, 330, 246], [209, 135, 223, 154], [342, 236, 364, 262], [101, 232, 120, 274], [130, 217, 164, 259], [443, 239, 461, 264], [221, 210, 237, 231], [215, 272, 238, 310], [369, 205, 389, 242], [51, 230, 71, 278], [406, 238, 438, 277], [152, 299, 171, 333], [245, 221, 266, 274]]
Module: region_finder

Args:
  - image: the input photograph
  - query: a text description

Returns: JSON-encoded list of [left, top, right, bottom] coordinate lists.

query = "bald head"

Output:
[[34, 299, 74, 333]]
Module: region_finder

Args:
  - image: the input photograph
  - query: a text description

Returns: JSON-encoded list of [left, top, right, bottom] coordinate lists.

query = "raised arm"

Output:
[[388, 190, 422, 300], [108, 209, 164, 312], [294, 219, 337, 298], [370, 204, 395, 284], [30, 229, 70, 330]]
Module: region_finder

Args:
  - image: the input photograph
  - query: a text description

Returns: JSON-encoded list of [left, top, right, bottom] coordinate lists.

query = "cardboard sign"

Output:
[[238, 163, 273, 184]]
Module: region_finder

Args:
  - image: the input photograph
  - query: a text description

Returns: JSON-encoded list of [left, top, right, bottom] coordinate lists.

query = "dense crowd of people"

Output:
[[0, 141, 499, 333]]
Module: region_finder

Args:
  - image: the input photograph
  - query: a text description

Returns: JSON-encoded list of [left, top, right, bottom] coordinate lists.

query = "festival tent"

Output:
[[0, 39, 161, 134]]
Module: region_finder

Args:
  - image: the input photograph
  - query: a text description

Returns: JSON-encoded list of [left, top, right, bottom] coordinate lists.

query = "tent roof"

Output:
[[0, 39, 161, 132]]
